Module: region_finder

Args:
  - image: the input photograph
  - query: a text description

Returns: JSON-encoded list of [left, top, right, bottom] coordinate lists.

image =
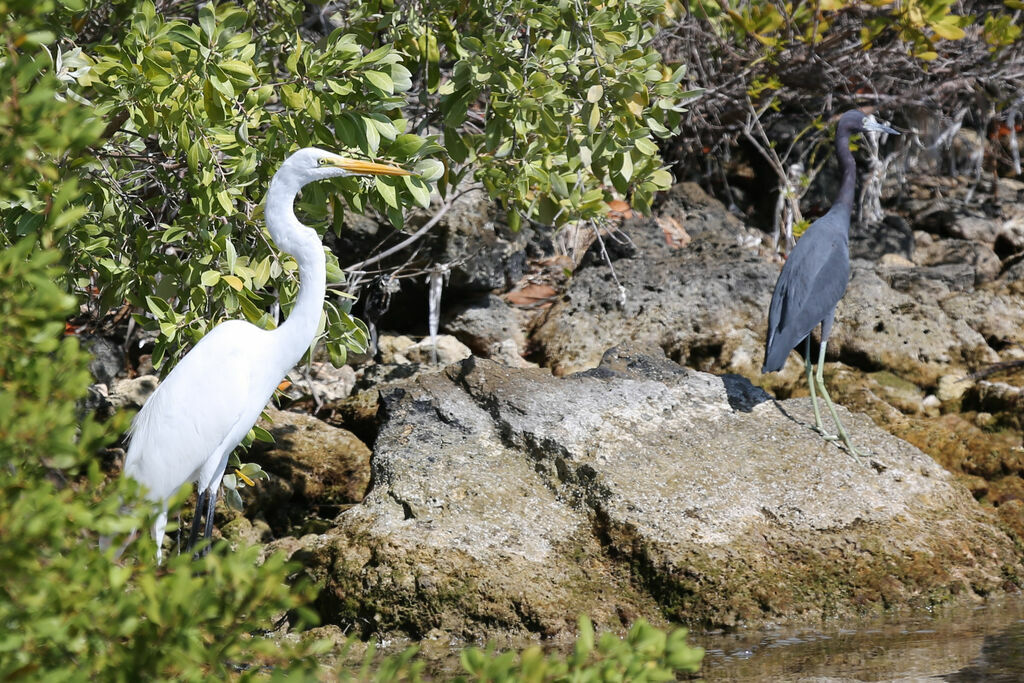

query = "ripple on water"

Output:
[[691, 595, 1024, 682]]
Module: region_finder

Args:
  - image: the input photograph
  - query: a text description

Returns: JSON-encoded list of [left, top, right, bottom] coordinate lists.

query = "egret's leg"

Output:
[[193, 486, 218, 559], [814, 340, 862, 457], [153, 508, 168, 565], [807, 337, 837, 440], [203, 486, 217, 540], [185, 490, 207, 552]]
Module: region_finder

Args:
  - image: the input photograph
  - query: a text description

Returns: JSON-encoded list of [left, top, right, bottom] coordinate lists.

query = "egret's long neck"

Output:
[[265, 174, 326, 372], [834, 129, 857, 211]]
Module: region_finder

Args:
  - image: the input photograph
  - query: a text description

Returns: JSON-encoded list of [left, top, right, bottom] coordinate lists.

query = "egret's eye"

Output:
[[318, 158, 327, 166]]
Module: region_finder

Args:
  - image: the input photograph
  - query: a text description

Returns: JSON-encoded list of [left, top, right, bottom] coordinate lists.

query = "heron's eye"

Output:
[[318, 158, 327, 166]]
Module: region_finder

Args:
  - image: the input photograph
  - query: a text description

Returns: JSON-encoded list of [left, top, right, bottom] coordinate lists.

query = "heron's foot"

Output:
[[812, 425, 839, 441], [837, 436, 881, 463]]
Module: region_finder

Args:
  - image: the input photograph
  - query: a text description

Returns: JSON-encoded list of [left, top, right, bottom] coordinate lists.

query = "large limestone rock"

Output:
[[280, 348, 1020, 641]]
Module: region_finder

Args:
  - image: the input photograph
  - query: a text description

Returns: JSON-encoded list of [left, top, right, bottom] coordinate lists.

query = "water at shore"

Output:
[[692, 595, 1024, 681]]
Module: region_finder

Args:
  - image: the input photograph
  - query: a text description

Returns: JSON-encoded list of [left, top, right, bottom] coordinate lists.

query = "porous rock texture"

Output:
[[277, 348, 1021, 642], [530, 182, 1024, 526], [532, 183, 1024, 390]]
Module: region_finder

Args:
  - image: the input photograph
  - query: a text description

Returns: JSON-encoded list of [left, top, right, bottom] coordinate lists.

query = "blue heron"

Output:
[[761, 110, 899, 456]]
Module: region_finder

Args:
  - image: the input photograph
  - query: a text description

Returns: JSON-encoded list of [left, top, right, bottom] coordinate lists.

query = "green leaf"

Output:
[[620, 153, 634, 182], [219, 59, 254, 80], [404, 176, 432, 208], [413, 159, 445, 182], [215, 190, 234, 215], [145, 296, 170, 317], [375, 177, 399, 209], [363, 117, 381, 154], [198, 4, 216, 39], [364, 70, 394, 93], [649, 168, 674, 190], [634, 137, 659, 156]]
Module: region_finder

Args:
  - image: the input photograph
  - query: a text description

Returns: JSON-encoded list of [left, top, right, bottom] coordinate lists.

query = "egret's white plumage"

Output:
[[124, 147, 409, 561]]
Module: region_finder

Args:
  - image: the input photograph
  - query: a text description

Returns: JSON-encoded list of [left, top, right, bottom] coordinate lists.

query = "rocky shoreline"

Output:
[[95, 168, 1024, 644]]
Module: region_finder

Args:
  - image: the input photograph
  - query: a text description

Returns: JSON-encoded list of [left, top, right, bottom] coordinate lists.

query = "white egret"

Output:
[[124, 147, 410, 562]]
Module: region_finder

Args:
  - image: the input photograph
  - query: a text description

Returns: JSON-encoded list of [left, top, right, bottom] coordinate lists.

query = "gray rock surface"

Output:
[[284, 362, 357, 404], [282, 348, 1020, 640], [534, 208, 774, 377], [913, 238, 1001, 283], [534, 183, 1022, 392], [248, 407, 371, 535], [441, 294, 527, 356], [829, 264, 998, 386]]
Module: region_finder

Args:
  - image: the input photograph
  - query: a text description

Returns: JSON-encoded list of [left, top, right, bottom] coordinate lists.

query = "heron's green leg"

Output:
[[814, 340, 862, 457], [807, 337, 837, 440]]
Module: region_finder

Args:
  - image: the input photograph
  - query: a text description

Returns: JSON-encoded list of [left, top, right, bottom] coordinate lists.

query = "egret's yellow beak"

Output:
[[330, 157, 412, 176]]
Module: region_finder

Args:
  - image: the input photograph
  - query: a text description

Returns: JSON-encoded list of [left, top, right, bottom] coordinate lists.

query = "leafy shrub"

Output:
[[0, 0, 694, 368], [0, 237, 323, 679], [339, 0, 697, 221], [334, 616, 703, 682]]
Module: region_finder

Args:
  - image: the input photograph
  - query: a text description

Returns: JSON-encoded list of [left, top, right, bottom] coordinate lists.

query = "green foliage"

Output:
[[0, 238, 323, 679], [861, 0, 972, 60], [59, 0, 438, 370], [690, 0, 983, 70], [336, 617, 704, 681], [0, 0, 105, 246], [983, 9, 1023, 51], [0, 0, 694, 372], [0, 240, 112, 472], [340, 0, 696, 223]]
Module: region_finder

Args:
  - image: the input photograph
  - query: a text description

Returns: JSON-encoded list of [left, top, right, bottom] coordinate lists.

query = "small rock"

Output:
[[109, 375, 159, 409], [997, 499, 1024, 546], [879, 253, 915, 268], [867, 371, 925, 414], [489, 338, 537, 368], [404, 335, 472, 365], [249, 407, 372, 534], [221, 515, 271, 548], [922, 394, 942, 416], [285, 362, 356, 403], [883, 262, 975, 294], [974, 412, 995, 429], [974, 381, 1024, 415], [994, 216, 1024, 257], [949, 215, 1000, 246], [442, 294, 526, 356], [1001, 259, 1024, 286], [378, 335, 416, 364], [960, 474, 989, 500], [913, 230, 935, 248], [937, 374, 970, 403], [913, 238, 1001, 284]]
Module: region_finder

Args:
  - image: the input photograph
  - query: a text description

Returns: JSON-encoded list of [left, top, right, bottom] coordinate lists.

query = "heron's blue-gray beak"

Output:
[[862, 116, 900, 136]]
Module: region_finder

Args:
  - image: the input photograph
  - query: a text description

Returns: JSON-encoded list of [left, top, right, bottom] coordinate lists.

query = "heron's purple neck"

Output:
[[834, 127, 858, 211], [265, 173, 326, 371]]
